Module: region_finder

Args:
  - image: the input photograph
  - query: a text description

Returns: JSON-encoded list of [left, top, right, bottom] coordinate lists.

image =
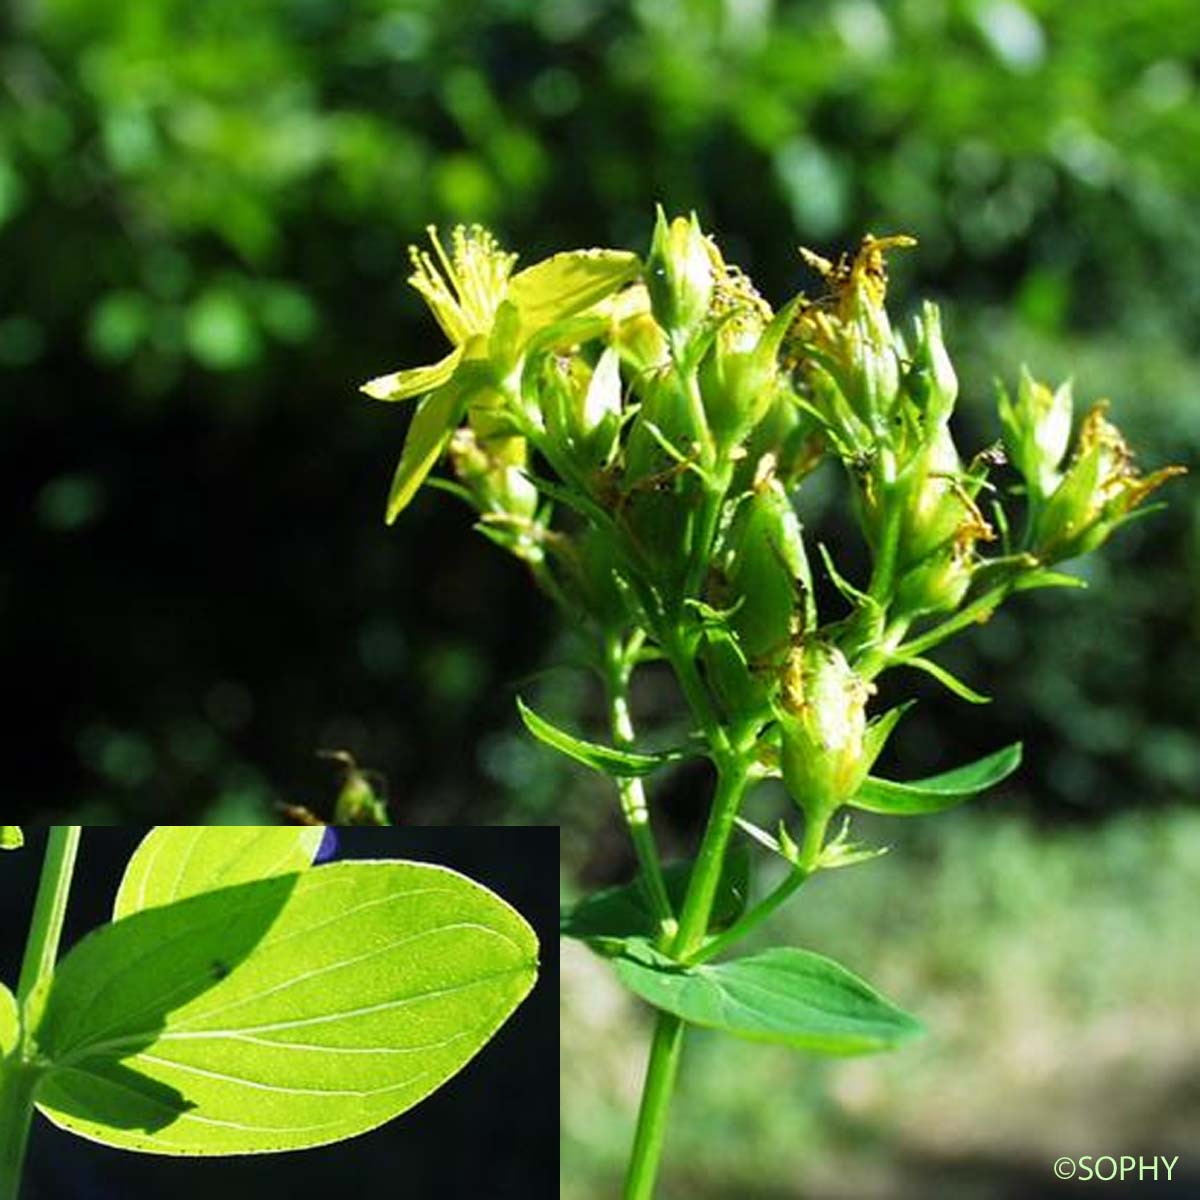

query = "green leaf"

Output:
[[612, 941, 922, 1055], [561, 847, 749, 945], [0, 982, 18, 1058], [0, 825, 22, 850], [386, 383, 470, 523], [517, 697, 695, 778], [113, 827, 326, 920], [851, 742, 1023, 815], [33, 861, 539, 1154], [891, 654, 991, 703], [360, 346, 464, 402], [508, 249, 640, 339]]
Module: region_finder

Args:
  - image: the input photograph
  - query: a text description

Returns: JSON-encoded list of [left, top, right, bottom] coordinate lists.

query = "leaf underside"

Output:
[[34, 861, 539, 1155], [612, 941, 922, 1056], [114, 827, 326, 920]]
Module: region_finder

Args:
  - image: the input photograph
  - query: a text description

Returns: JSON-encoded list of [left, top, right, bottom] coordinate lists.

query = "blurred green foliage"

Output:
[[0, 0, 1195, 822]]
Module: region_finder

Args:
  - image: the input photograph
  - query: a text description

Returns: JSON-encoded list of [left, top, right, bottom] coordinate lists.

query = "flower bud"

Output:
[[892, 537, 974, 618], [894, 425, 988, 567], [702, 630, 772, 726], [700, 290, 803, 454], [720, 472, 813, 661], [646, 207, 713, 341], [905, 301, 958, 430], [540, 347, 622, 470], [448, 425, 538, 525], [997, 367, 1073, 500], [776, 640, 874, 818], [1033, 404, 1185, 562]]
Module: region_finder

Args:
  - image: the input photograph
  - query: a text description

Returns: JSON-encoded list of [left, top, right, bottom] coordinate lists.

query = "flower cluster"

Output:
[[363, 209, 1182, 837]]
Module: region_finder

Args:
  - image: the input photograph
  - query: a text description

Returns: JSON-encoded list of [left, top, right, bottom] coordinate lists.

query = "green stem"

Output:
[[621, 1013, 685, 1200], [893, 584, 1009, 661], [603, 634, 676, 943], [691, 805, 831, 965], [16, 827, 82, 1009], [867, 452, 902, 603], [671, 760, 750, 955], [1, 826, 82, 1200], [688, 866, 808, 965], [0, 1065, 38, 1200], [621, 750, 752, 1198]]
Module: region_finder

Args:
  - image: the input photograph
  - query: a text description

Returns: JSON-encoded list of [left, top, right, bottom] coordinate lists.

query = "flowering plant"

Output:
[[365, 209, 1182, 1197]]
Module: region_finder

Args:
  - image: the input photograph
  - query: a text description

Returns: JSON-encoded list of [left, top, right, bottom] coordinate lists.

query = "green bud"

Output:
[[700, 296, 802, 453], [449, 426, 538, 523], [719, 473, 813, 661], [1033, 403, 1185, 562], [646, 207, 713, 341], [540, 347, 622, 471], [894, 425, 994, 568], [893, 539, 974, 618], [906, 301, 958, 430], [624, 369, 701, 482], [323, 752, 390, 826], [997, 367, 1073, 500], [702, 629, 773, 726], [776, 640, 874, 818]]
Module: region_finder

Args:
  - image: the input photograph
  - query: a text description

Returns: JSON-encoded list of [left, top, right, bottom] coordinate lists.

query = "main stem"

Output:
[[622, 759, 750, 1200], [0, 826, 82, 1200]]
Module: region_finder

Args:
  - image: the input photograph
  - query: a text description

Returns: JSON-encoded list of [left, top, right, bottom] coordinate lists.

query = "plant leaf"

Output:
[[560, 847, 749, 945], [33, 861, 539, 1154], [508, 249, 640, 338], [891, 654, 991, 703], [360, 346, 464, 402], [386, 383, 470, 523], [113, 827, 327, 920], [0, 982, 18, 1058], [0, 825, 22, 850], [851, 742, 1023, 815], [517, 697, 695, 778], [612, 941, 922, 1055]]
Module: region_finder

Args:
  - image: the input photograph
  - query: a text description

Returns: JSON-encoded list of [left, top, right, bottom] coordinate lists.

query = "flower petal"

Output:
[[509, 249, 640, 340], [385, 382, 470, 523], [360, 345, 464, 402]]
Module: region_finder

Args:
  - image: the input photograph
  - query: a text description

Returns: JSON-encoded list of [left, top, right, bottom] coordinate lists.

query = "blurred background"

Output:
[[0, 0, 1197, 1192]]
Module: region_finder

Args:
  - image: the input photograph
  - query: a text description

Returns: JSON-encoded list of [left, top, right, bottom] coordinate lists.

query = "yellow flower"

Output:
[[362, 224, 640, 523]]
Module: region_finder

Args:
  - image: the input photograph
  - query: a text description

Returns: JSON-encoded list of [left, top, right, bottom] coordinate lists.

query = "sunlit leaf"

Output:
[[113, 827, 326, 920], [0, 982, 18, 1058], [0, 825, 22, 850], [34, 862, 539, 1154]]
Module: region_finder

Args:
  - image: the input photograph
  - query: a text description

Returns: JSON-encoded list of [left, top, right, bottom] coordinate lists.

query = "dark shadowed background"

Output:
[[1, 826, 557, 1200]]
